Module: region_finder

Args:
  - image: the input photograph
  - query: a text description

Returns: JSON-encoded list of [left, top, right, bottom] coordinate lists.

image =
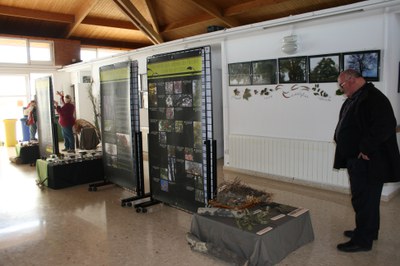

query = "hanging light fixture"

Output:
[[281, 35, 298, 54]]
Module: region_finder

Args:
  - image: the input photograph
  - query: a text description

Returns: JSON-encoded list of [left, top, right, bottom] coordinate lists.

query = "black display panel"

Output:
[[35, 76, 59, 157], [147, 47, 214, 212], [99, 61, 141, 191]]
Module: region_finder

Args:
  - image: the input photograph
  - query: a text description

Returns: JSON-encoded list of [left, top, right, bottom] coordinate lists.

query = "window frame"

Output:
[[0, 37, 54, 66]]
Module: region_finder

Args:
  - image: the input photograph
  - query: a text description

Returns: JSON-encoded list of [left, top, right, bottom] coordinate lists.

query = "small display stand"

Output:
[[189, 202, 314, 265]]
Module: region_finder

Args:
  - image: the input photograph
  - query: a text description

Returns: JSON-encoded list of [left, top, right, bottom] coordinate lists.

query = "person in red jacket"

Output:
[[25, 100, 38, 141], [54, 91, 76, 152]]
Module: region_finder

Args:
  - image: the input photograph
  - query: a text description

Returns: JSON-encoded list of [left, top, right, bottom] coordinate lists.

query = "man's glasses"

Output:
[[339, 77, 352, 89]]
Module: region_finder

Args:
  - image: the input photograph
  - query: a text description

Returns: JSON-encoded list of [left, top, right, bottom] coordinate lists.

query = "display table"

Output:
[[190, 203, 314, 266], [15, 142, 40, 165], [36, 158, 104, 189]]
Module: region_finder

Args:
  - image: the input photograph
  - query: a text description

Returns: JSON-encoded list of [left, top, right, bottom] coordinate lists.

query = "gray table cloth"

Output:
[[190, 205, 314, 266]]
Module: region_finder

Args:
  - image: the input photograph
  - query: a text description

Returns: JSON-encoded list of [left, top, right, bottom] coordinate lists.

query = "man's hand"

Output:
[[358, 152, 370, 160]]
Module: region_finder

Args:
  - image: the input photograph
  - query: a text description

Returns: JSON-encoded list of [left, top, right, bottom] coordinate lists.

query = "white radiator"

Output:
[[228, 134, 349, 189]]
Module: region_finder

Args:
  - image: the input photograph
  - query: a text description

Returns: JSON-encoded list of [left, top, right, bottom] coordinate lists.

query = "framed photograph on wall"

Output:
[[251, 59, 277, 85], [342, 50, 380, 81], [82, 75, 92, 83], [228, 62, 251, 85], [278, 56, 307, 83], [308, 53, 340, 83]]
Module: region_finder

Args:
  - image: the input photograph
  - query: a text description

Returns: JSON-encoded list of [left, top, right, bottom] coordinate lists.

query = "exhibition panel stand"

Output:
[[89, 61, 158, 209], [35, 76, 59, 157], [89, 60, 140, 191], [145, 47, 217, 213]]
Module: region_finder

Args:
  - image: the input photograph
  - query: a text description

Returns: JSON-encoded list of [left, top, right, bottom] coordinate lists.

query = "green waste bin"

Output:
[[3, 119, 18, 147], [55, 116, 63, 141]]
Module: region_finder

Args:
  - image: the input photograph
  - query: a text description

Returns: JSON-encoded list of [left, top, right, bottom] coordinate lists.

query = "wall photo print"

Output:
[[251, 59, 277, 85], [343, 50, 380, 81], [308, 54, 340, 83], [278, 56, 307, 83], [228, 62, 251, 85]]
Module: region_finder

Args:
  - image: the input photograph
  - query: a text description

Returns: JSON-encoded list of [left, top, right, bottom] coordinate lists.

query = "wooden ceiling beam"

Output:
[[0, 5, 73, 23], [187, 0, 240, 28], [161, 13, 214, 33], [161, 0, 289, 34], [143, 0, 160, 34], [113, 0, 163, 45], [224, 0, 289, 17], [82, 16, 138, 30], [76, 37, 147, 50], [65, 0, 100, 38]]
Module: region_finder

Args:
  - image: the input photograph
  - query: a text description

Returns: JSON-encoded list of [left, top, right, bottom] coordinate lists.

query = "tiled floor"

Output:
[[0, 146, 399, 266]]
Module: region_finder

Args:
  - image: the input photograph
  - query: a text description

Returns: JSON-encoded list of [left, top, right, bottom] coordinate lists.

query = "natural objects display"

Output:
[[208, 178, 273, 210]]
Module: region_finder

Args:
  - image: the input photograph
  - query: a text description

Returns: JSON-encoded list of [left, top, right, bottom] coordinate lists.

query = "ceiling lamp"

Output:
[[281, 35, 298, 54]]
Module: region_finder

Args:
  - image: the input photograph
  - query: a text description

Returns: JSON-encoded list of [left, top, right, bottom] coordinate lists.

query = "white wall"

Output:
[[221, 5, 400, 198], [74, 83, 94, 122], [225, 10, 385, 142]]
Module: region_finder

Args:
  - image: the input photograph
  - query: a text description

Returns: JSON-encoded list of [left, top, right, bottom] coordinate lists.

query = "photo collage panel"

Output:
[[148, 76, 204, 202]]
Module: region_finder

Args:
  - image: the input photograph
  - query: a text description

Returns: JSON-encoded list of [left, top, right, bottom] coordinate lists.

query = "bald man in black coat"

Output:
[[334, 69, 400, 252]]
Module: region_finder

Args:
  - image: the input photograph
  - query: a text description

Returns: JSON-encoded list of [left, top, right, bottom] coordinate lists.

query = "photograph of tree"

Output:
[[278, 56, 307, 83], [228, 62, 252, 85], [343, 50, 380, 81], [251, 59, 277, 85], [308, 54, 340, 83]]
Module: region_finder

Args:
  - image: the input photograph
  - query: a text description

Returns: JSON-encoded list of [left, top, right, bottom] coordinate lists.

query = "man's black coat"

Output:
[[334, 82, 400, 183]]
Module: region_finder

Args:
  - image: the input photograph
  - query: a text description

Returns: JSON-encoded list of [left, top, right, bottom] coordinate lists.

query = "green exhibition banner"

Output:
[[100, 61, 140, 190]]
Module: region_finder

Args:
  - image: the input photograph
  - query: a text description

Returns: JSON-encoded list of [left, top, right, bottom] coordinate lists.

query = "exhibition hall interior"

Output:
[[1, 1, 400, 265]]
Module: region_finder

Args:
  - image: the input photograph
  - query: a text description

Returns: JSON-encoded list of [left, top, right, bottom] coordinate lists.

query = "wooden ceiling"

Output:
[[0, 0, 364, 50]]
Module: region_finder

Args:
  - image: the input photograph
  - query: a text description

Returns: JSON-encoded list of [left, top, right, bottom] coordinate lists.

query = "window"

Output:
[[0, 37, 53, 65], [98, 48, 123, 58], [29, 41, 52, 62], [0, 75, 29, 126], [81, 47, 125, 62], [0, 75, 28, 97], [81, 48, 97, 62], [0, 38, 28, 64]]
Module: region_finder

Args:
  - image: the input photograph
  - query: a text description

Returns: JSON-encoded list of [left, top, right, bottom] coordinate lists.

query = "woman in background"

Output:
[[54, 91, 76, 152], [25, 100, 37, 141]]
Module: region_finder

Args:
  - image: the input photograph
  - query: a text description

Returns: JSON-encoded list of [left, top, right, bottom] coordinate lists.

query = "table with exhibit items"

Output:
[[189, 202, 314, 266], [36, 152, 104, 189], [15, 142, 40, 165]]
